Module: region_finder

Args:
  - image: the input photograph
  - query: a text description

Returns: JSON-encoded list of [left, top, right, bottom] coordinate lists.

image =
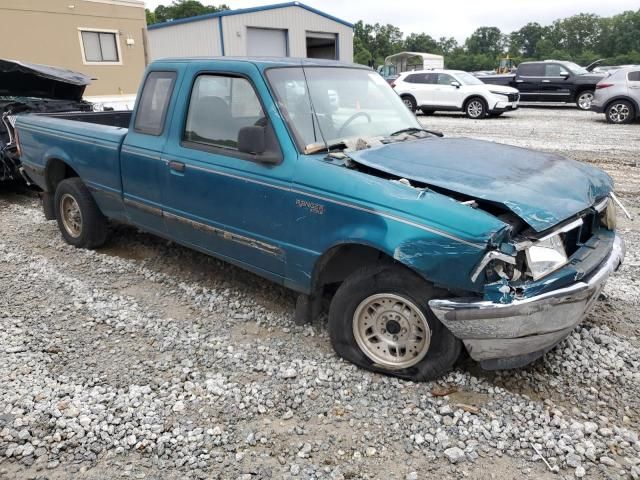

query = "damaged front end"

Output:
[[429, 195, 626, 370]]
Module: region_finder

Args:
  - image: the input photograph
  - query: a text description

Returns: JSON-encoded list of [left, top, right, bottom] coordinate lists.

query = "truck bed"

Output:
[[15, 112, 130, 210], [39, 110, 132, 128]]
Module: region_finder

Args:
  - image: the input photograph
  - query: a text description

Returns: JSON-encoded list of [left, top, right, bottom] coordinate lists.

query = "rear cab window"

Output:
[[518, 64, 544, 76], [134, 71, 177, 135]]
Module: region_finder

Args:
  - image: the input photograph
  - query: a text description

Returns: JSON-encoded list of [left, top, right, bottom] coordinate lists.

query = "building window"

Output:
[[79, 29, 121, 64]]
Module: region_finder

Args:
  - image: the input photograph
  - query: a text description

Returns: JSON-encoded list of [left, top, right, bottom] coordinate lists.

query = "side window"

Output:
[[545, 64, 569, 77], [436, 73, 455, 85], [628, 71, 640, 82], [134, 71, 176, 136], [518, 64, 544, 76], [405, 74, 431, 84], [184, 75, 265, 150]]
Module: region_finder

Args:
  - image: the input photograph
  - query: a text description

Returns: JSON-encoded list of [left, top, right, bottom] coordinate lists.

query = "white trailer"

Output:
[[378, 51, 445, 78]]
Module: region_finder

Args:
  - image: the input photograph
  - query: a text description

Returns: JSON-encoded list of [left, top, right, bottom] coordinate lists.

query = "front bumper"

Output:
[[428, 234, 625, 369], [491, 100, 519, 113]]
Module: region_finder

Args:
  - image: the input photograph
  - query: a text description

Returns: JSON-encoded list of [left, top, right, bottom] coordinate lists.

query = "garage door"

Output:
[[247, 28, 288, 57]]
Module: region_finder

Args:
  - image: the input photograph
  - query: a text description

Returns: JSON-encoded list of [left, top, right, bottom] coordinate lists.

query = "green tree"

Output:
[[145, 8, 156, 25], [436, 37, 459, 56], [404, 33, 438, 53], [149, 1, 230, 25], [509, 22, 547, 57], [465, 27, 504, 57]]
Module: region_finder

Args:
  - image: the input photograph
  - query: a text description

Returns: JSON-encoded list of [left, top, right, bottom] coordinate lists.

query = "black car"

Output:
[[0, 59, 93, 184], [479, 60, 605, 110]]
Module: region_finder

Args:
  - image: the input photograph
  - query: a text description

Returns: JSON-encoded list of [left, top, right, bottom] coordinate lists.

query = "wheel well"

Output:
[[312, 244, 395, 295], [45, 159, 79, 193], [604, 96, 638, 114], [463, 95, 486, 109]]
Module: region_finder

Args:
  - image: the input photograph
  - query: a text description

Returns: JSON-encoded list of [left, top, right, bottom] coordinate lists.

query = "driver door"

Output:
[[160, 65, 294, 278]]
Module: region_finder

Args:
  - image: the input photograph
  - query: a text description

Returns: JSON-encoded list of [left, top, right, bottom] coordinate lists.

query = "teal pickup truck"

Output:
[[15, 57, 625, 381]]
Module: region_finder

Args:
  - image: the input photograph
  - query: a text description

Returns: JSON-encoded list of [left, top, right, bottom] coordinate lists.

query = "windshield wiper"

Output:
[[390, 127, 443, 138]]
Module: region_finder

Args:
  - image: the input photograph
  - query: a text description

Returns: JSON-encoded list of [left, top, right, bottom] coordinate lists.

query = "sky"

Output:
[[143, 0, 639, 42]]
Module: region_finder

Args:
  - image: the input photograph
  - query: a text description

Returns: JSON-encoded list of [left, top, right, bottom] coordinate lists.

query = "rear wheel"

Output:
[[54, 177, 108, 249], [605, 100, 635, 124], [328, 264, 462, 381], [465, 97, 487, 119], [401, 95, 417, 113], [576, 90, 594, 110]]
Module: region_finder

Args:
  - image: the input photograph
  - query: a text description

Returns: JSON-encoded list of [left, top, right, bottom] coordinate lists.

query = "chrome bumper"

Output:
[[428, 234, 625, 367]]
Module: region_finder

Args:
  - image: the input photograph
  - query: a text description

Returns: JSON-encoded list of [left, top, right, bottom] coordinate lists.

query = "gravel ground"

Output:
[[1, 107, 639, 480]]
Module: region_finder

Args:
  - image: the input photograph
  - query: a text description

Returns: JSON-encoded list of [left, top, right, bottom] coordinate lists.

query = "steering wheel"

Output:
[[336, 112, 372, 138]]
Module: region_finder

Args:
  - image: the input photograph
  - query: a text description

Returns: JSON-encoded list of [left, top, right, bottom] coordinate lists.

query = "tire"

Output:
[[54, 177, 108, 249], [464, 97, 487, 119], [328, 263, 462, 381], [605, 100, 635, 124], [576, 90, 594, 110], [401, 95, 417, 113], [421, 108, 435, 116]]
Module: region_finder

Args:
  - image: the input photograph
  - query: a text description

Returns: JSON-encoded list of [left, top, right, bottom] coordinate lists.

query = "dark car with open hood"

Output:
[[0, 59, 94, 184]]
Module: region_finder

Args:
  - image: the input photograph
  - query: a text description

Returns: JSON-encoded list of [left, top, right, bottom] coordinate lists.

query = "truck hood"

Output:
[[0, 58, 92, 101], [348, 138, 612, 232]]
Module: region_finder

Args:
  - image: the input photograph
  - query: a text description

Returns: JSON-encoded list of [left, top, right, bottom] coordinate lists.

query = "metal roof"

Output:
[[147, 2, 354, 31]]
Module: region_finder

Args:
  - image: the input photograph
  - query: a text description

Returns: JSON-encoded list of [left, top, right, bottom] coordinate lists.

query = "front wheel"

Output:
[[465, 97, 487, 119], [576, 90, 594, 110], [605, 100, 635, 124], [328, 264, 462, 381], [54, 177, 108, 249]]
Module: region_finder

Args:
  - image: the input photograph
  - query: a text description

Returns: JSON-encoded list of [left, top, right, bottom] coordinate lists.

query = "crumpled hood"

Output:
[[0, 58, 92, 101], [348, 138, 613, 232]]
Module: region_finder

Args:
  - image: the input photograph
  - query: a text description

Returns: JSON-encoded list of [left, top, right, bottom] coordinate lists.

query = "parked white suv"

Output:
[[392, 69, 520, 118]]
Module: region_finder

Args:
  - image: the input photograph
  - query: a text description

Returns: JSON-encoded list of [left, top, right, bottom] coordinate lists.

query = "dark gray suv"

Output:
[[591, 66, 640, 124]]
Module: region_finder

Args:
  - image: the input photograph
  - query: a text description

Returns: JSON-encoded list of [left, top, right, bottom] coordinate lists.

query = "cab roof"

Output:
[[151, 57, 368, 71]]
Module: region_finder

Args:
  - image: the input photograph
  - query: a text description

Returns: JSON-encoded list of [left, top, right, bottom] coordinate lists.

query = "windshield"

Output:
[[266, 67, 421, 150], [562, 62, 588, 75], [455, 72, 484, 85]]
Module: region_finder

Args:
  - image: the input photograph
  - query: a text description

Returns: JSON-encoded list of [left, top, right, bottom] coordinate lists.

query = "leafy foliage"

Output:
[[353, 9, 640, 70], [146, 1, 229, 25]]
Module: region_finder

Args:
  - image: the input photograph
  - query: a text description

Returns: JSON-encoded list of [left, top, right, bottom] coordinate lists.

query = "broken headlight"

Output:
[[525, 234, 568, 281]]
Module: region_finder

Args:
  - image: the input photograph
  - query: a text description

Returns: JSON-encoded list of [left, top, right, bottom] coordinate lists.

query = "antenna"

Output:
[[300, 60, 330, 154]]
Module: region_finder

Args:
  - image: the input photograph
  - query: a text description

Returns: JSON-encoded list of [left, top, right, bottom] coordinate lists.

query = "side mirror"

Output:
[[450, 81, 461, 88], [238, 125, 266, 155], [561, 72, 570, 79], [238, 125, 281, 164]]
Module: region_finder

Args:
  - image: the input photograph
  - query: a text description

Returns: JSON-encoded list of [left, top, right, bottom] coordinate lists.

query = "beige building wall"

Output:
[[0, 0, 146, 96]]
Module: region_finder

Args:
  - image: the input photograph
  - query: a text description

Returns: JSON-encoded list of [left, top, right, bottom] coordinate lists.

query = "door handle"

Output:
[[515, 79, 524, 83], [541, 80, 550, 83], [168, 160, 185, 173], [630, 85, 640, 89]]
